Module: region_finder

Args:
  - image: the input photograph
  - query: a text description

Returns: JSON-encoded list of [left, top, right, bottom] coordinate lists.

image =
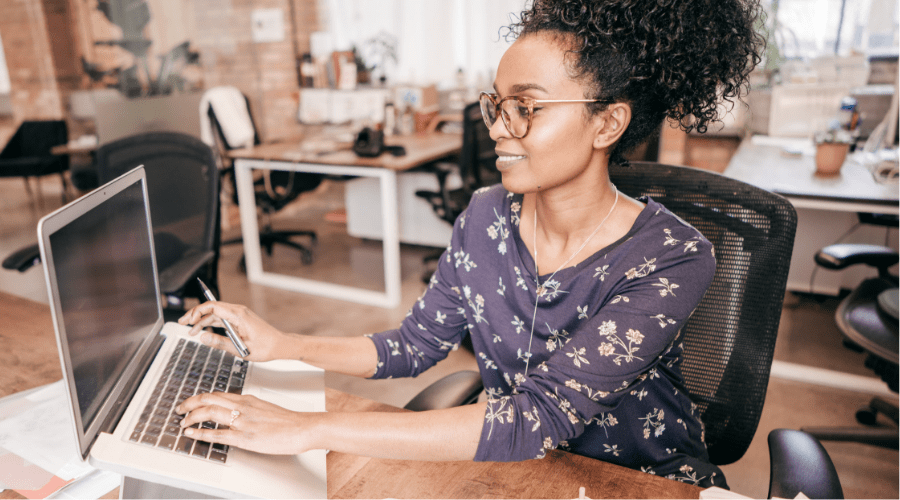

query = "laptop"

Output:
[[37, 166, 326, 498]]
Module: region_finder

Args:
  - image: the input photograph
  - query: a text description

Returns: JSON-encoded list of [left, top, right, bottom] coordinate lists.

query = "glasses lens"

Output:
[[479, 93, 497, 130], [499, 98, 530, 138]]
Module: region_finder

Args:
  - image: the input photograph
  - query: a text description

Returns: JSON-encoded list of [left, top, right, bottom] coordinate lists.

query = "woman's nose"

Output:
[[488, 113, 512, 142]]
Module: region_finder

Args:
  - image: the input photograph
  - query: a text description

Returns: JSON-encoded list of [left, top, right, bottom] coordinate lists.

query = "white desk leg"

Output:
[[379, 168, 402, 307], [232, 158, 402, 309], [234, 160, 264, 280]]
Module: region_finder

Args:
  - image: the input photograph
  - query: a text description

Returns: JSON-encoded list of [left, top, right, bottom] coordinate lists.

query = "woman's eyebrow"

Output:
[[509, 83, 548, 94], [493, 82, 549, 95]]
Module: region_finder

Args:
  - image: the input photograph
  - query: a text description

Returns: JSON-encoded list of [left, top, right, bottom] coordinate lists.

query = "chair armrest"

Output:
[[403, 370, 483, 411], [767, 429, 843, 499], [2, 243, 41, 272], [815, 244, 898, 271]]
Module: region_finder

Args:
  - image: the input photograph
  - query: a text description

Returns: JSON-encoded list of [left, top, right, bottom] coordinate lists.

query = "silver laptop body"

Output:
[[37, 166, 326, 498]]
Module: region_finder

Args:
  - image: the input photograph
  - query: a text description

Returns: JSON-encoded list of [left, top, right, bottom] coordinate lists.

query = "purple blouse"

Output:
[[369, 185, 726, 488]]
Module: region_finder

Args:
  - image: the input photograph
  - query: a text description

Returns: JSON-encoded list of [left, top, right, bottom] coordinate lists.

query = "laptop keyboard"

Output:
[[127, 338, 247, 463]]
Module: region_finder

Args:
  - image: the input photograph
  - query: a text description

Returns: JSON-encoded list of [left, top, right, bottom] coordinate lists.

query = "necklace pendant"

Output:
[[537, 286, 545, 297]]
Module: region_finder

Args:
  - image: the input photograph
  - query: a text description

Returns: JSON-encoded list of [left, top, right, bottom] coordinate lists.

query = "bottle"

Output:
[[838, 96, 859, 131], [384, 100, 396, 137], [299, 53, 315, 88]]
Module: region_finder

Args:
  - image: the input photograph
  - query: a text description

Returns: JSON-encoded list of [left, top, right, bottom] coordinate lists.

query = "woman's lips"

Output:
[[496, 154, 526, 170]]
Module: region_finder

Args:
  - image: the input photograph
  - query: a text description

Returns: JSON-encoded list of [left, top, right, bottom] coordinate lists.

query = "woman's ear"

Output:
[[593, 102, 632, 150]]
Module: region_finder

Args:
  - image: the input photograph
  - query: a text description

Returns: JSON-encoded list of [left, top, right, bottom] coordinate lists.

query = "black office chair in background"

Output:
[[801, 239, 899, 449], [95, 132, 222, 316], [414, 102, 498, 282], [0, 120, 70, 207], [2, 132, 221, 321], [405, 162, 844, 499], [204, 88, 321, 269], [414, 102, 499, 226]]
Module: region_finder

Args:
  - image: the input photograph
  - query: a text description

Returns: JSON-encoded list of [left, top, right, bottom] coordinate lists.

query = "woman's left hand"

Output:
[[176, 392, 316, 455]]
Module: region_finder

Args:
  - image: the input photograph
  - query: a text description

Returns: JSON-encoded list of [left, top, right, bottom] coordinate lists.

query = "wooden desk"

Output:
[[0, 291, 702, 499], [326, 388, 701, 499], [228, 132, 462, 308]]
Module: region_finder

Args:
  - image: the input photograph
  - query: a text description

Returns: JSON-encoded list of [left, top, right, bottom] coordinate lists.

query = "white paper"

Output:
[[49, 469, 121, 499], [700, 486, 753, 499], [0, 381, 93, 481]]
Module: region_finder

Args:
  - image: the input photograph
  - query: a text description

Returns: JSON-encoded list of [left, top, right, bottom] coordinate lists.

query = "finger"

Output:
[[198, 329, 239, 356], [179, 302, 215, 326], [177, 391, 243, 415], [180, 403, 236, 429], [185, 314, 224, 337], [181, 302, 236, 326], [181, 426, 240, 446]]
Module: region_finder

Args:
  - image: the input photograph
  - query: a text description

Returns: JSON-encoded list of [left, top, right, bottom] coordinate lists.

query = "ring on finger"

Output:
[[229, 409, 240, 426]]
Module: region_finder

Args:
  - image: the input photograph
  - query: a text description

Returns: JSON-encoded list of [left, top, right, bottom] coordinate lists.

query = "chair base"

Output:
[[224, 229, 316, 271], [801, 426, 898, 449], [802, 396, 899, 449]]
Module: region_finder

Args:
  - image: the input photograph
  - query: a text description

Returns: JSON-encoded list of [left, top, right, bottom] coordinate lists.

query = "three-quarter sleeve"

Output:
[[368, 207, 475, 379], [474, 227, 715, 462]]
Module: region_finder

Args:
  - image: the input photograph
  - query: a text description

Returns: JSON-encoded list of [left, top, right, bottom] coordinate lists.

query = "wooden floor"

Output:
[[0, 176, 896, 499]]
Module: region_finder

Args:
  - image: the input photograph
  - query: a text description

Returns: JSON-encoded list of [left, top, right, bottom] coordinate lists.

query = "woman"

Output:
[[176, 0, 762, 488]]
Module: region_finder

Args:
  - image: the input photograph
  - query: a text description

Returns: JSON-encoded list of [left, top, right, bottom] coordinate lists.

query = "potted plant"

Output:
[[813, 120, 857, 176]]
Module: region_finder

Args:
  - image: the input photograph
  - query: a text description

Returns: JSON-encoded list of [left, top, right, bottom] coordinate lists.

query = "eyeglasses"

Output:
[[479, 91, 610, 139]]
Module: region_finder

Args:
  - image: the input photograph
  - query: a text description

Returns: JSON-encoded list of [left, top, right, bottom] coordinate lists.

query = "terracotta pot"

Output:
[[815, 142, 850, 176]]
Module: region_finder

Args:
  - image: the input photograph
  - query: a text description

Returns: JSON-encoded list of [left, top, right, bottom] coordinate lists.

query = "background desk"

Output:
[[1, 291, 702, 499], [724, 139, 898, 295], [228, 132, 461, 308]]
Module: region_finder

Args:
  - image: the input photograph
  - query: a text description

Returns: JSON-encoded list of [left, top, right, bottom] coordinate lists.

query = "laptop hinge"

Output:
[[98, 332, 166, 436]]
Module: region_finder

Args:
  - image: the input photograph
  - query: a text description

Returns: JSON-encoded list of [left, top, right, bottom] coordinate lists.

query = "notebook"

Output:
[[37, 166, 326, 498]]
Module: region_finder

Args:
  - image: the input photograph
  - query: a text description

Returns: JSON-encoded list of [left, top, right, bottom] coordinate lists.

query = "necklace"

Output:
[[523, 187, 619, 373]]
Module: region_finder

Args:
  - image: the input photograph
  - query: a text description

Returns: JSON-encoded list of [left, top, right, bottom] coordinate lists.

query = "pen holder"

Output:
[[814, 142, 850, 177]]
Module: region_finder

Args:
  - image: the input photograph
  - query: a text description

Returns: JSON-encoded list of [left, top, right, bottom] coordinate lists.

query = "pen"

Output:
[[196, 278, 251, 358]]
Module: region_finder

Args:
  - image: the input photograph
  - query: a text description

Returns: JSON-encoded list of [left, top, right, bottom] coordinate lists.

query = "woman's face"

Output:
[[489, 32, 607, 194]]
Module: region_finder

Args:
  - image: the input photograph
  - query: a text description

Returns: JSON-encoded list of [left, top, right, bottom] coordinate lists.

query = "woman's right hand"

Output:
[[178, 302, 292, 362]]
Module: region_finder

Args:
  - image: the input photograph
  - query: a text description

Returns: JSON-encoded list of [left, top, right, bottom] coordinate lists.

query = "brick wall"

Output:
[[191, 0, 319, 142], [0, 0, 66, 144], [0, 0, 320, 146]]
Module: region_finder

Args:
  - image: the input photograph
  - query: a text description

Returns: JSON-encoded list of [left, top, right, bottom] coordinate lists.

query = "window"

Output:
[[319, 0, 526, 89], [765, 0, 898, 60]]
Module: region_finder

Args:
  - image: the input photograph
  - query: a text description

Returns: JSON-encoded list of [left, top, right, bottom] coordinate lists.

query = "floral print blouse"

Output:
[[368, 185, 725, 488]]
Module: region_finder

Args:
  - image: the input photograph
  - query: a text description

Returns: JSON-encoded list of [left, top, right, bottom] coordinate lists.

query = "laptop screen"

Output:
[[47, 177, 160, 432]]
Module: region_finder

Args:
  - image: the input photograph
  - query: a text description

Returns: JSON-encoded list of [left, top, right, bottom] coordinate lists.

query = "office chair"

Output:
[[95, 131, 221, 314], [414, 102, 498, 282], [2, 132, 221, 318], [405, 162, 843, 498], [203, 87, 320, 268], [801, 241, 898, 449], [0, 120, 70, 207], [415, 102, 499, 226]]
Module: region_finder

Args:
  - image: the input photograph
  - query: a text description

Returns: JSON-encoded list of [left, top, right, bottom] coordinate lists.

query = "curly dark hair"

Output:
[[509, 0, 765, 165]]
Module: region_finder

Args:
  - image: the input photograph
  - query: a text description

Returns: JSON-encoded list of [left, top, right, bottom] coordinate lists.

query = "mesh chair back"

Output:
[[458, 102, 498, 193], [94, 132, 219, 293], [610, 162, 798, 465]]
